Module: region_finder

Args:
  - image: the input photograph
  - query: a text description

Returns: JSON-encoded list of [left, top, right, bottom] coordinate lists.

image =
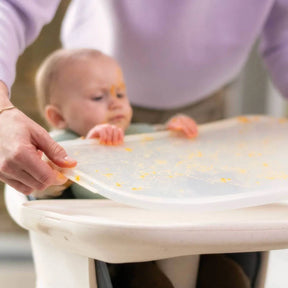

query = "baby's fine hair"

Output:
[[35, 48, 103, 115]]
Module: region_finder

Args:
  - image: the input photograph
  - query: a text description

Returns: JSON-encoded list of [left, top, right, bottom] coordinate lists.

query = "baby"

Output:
[[34, 48, 198, 198], [34, 48, 199, 288], [36, 48, 197, 143]]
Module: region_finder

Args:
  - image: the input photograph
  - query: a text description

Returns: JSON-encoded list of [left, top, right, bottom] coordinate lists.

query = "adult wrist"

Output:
[[0, 80, 12, 107], [0, 105, 15, 114]]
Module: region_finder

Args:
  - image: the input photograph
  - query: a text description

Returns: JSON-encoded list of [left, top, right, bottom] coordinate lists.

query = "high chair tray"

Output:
[[60, 115, 288, 212]]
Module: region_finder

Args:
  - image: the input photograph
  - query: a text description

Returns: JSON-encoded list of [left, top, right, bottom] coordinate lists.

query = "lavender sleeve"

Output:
[[259, 1, 288, 99], [0, 0, 61, 92]]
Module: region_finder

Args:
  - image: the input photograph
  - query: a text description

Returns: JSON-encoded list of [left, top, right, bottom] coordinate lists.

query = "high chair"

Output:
[[6, 116, 288, 288], [7, 184, 288, 288]]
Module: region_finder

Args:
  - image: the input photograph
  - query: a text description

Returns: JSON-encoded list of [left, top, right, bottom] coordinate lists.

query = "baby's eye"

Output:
[[117, 93, 125, 99], [92, 95, 104, 101]]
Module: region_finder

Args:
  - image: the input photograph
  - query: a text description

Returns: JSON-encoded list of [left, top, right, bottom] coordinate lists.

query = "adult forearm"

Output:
[[0, 81, 12, 107], [0, 0, 61, 89], [260, 1, 288, 99]]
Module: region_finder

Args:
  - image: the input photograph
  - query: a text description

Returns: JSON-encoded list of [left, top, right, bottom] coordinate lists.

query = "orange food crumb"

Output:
[[197, 151, 203, 157], [104, 173, 113, 178], [248, 152, 262, 157], [132, 187, 143, 191], [221, 178, 231, 183], [125, 147, 133, 152], [237, 116, 251, 123], [110, 85, 116, 97], [142, 136, 154, 142], [116, 182, 122, 187], [75, 175, 80, 181], [140, 173, 149, 178], [119, 82, 126, 91], [265, 176, 275, 180], [278, 118, 288, 124], [57, 172, 66, 180], [155, 160, 167, 165], [117, 67, 123, 82], [175, 173, 184, 176]]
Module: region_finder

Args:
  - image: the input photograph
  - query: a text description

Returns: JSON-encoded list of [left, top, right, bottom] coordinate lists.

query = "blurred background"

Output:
[[0, 1, 287, 287]]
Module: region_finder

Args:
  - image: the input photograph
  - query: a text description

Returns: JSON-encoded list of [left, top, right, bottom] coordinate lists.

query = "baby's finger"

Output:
[[183, 124, 198, 138], [185, 122, 198, 138], [105, 126, 114, 145], [111, 127, 119, 145], [99, 129, 108, 144], [178, 118, 198, 137], [117, 128, 124, 144], [86, 128, 100, 139], [167, 119, 182, 130], [187, 128, 198, 138], [180, 125, 192, 138]]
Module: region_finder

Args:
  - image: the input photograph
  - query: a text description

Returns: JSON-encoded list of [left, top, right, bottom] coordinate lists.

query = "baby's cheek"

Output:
[[128, 106, 133, 119]]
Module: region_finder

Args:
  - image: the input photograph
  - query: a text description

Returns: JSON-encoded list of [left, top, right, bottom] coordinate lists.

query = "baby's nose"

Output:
[[109, 96, 121, 109]]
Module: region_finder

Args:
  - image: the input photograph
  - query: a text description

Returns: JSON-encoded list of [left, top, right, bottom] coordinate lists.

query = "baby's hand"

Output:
[[166, 115, 198, 138], [86, 124, 124, 145]]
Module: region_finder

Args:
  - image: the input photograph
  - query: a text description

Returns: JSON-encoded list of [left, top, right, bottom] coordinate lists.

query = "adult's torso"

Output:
[[61, 0, 274, 109]]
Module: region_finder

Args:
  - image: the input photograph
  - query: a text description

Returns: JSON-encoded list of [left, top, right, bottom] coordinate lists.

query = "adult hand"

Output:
[[0, 81, 77, 194]]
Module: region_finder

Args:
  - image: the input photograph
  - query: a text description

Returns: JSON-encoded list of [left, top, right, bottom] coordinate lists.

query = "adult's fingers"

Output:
[[32, 127, 77, 168], [0, 142, 69, 192], [0, 168, 45, 191], [0, 175, 34, 195], [0, 107, 75, 194], [19, 149, 69, 188]]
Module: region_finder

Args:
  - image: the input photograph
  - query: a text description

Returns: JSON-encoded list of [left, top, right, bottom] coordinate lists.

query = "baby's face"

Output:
[[52, 54, 132, 136]]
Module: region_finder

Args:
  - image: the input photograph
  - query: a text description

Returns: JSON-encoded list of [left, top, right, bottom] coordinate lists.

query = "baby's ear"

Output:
[[44, 105, 67, 129]]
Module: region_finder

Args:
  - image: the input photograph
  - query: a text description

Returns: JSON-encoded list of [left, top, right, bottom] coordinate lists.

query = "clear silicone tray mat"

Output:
[[60, 116, 288, 211]]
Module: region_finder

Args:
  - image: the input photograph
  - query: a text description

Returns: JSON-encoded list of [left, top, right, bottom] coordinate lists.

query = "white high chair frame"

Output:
[[6, 184, 288, 288]]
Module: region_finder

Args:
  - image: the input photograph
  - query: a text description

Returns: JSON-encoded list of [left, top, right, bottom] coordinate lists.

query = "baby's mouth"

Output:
[[109, 115, 125, 123]]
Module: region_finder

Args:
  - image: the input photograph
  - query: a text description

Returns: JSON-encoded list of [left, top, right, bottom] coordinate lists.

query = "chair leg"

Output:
[[157, 255, 200, 288], [89, 258, 98, 288], [29, 232, 97, 288], [254, 252, 269, 288]]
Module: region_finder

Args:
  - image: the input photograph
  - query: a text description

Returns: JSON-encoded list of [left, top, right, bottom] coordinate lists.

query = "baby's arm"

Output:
[[166, 114, 198, 138], [86, 124, 124, 145]]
